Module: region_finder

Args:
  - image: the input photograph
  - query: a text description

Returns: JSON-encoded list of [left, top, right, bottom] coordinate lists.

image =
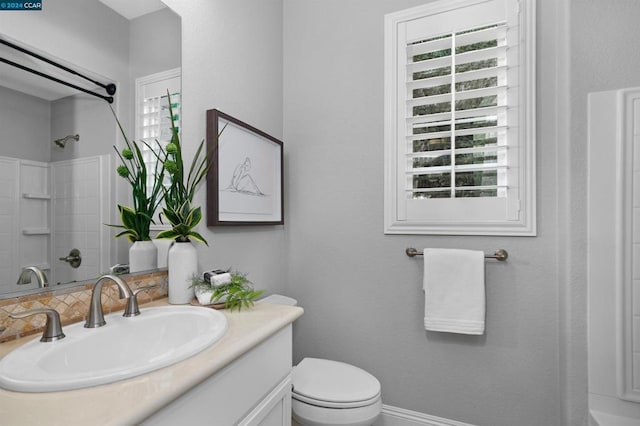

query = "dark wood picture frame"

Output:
[[206, 109, 284, 226]]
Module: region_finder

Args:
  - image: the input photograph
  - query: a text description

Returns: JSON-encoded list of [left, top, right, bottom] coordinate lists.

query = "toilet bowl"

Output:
[[259, 295, 382, 426], [292, 357, 382, 426]]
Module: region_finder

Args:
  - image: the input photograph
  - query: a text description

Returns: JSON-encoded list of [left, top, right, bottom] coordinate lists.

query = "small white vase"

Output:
[[168, 241, 197, 304], [129, 241, 158, 273]]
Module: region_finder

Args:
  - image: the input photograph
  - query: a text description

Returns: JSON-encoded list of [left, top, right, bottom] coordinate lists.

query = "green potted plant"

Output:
[[154, 92, 211, 304], [155, 124, 208, 245], [108, 108, 166, 273]]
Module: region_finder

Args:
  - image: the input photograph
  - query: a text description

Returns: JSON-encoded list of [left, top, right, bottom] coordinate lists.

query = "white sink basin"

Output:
[[0, 306, 228, 392]]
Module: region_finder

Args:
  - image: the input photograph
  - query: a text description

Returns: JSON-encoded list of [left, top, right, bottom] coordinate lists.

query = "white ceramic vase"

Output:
[[129, 241, 158, 273], [168, 241, 197, 304]]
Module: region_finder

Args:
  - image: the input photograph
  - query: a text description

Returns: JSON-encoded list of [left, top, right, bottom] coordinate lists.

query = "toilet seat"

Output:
[[293, 391, 381, 409], [292, 358, 381, 409]]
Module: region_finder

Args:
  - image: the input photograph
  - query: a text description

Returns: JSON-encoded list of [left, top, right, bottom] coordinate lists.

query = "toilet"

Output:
[[259, 295, 382, 426]]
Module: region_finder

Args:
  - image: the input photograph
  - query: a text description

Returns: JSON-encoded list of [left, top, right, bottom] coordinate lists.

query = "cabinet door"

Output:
[[143, 326, 292, 425], [239, 375, 291, 426]]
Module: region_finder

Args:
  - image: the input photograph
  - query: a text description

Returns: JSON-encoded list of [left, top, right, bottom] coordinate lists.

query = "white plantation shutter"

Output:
[[384, 0, 535, 235], [408, 24, 508, 200]]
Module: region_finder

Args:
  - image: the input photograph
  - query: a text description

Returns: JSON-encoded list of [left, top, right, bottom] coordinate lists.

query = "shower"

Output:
[[53, 134, 79, 148]]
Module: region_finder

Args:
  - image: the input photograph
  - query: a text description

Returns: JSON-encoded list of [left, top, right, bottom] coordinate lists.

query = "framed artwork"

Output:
[[206, 109, 284, 226]]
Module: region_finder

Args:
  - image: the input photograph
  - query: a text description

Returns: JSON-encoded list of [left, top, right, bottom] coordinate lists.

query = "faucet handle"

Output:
[[124, 284, 157, 317], [10, 308, 65, 342]]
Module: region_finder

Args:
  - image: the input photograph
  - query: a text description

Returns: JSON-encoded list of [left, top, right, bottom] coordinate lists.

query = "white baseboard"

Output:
[[375, 404, 476, 426]]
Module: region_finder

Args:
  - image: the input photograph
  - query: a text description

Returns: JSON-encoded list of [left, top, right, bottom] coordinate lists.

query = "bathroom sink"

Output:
[[0, 306, 228, 392]]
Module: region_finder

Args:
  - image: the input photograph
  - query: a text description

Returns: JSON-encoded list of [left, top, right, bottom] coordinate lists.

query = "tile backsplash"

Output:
[[0, 270, 167, 343]]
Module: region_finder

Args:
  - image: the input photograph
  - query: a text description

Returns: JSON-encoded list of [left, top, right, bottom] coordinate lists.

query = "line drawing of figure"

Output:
[[225, 157, 265, 196]]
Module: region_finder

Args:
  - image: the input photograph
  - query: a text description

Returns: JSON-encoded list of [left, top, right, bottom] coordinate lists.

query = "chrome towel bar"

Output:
[[405, 248, 508, 261]]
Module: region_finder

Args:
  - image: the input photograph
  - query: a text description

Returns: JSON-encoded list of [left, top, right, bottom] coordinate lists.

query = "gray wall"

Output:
[[50, 95, 116, 162], [130, 8, 182, 81], [164, 0, 287, 295], [0, 86, 50, 162], [283, 1, 564, 425]]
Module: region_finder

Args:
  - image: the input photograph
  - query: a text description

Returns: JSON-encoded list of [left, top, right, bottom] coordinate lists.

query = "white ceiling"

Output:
[[98, 0, 166, 20]]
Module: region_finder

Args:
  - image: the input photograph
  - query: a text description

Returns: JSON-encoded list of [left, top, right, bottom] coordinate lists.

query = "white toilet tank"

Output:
[[259, 294, 298, 306]]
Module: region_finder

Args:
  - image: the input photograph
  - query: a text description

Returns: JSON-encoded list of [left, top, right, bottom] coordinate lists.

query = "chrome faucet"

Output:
[[9, 308, 65, 342], [84, 275, 133, 328], [16, 266, 49, 288]]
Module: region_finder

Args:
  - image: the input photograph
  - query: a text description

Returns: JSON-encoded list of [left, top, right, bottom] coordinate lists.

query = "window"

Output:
[[134, 68, 181, 229], [384, 0, 535, 235]]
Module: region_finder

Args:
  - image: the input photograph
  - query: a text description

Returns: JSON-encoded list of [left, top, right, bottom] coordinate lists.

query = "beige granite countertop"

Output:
[[0, 299, 303, 425]]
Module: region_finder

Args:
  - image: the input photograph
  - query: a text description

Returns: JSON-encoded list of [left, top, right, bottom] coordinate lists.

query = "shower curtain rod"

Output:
[[0, 38, 116, 102], [0, 56, 114, 104]]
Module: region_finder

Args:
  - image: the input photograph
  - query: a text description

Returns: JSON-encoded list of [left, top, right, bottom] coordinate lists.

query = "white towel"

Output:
[[423, 248, 485, 335]]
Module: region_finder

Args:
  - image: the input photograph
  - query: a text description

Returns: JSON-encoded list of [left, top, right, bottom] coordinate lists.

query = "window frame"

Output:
[[383, 0, 536, 236]]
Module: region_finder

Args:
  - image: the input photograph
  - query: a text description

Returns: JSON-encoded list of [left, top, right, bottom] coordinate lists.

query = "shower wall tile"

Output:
[[0, 158, 18, 295], [635, 353, 640, 391], [633, 244, 640, 280], [18, 161, 50, 290], [634, 134, 640, 172], [631, 99, 640, 396], [0, 270, 167, 343], [634, 280, 640, 315], [51, 156, 108, 285], [634, 316, 640, 352], [634, 171, 640, 208]]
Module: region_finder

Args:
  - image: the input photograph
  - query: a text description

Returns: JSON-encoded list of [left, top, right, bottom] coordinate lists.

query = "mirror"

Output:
[[0, 0, 181, 299]]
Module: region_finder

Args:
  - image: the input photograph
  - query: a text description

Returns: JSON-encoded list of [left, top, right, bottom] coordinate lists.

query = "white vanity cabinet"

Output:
[[143, 325, 293, 426]]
